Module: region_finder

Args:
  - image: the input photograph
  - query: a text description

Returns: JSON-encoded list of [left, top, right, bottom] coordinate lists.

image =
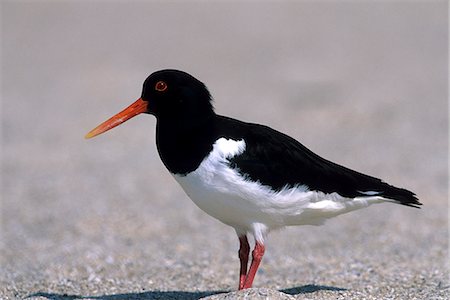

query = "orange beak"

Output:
[[85, 98, 148, 139]]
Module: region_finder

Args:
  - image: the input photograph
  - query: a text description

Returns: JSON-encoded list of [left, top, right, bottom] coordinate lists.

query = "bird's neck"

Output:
[[155, 114, 217, 175]]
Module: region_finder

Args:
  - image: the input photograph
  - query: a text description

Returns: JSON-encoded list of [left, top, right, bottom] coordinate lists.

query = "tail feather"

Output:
[[379, 185, 421, 208]]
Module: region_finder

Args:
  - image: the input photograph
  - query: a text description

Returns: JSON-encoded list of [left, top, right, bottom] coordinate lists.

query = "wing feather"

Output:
[[216, 116, 421, 208]]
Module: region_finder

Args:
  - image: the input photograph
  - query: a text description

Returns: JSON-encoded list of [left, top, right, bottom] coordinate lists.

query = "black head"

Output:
[[85, 69, 215, 139], [142, 69, 214, 120]]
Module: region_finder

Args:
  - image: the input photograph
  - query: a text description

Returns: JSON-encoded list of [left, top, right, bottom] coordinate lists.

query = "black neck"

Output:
[[155, 114, 217, 175]]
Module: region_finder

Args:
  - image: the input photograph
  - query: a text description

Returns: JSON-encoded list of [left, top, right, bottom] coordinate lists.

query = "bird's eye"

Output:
[[155, 81, 168, 92]]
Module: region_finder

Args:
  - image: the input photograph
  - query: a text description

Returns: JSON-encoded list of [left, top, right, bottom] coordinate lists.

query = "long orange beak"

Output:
[[85, 98, 148, 139]]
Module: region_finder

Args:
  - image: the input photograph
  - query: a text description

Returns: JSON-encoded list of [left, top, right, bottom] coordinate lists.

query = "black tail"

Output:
[[381, 185, 422, 208]]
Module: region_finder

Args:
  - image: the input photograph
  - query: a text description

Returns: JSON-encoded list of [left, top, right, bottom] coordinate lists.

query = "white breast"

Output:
[[173, 138, 386, 241]]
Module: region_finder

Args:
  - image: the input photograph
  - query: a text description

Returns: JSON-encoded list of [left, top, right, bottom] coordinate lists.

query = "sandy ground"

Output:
[[1, 1, 448, 299]]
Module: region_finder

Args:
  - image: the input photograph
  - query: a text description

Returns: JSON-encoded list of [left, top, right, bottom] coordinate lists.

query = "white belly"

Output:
[[173, 138, 386, 235]]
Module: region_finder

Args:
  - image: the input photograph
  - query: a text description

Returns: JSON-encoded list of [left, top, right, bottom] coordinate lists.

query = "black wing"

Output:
[[216, 116, 421, 208]]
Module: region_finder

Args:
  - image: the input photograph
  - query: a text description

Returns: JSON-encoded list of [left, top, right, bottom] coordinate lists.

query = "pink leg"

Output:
[[238, 235, 250, 290], [242, 241, 265, 289]]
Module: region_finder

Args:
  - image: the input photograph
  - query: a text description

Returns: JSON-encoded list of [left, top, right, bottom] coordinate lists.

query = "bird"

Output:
[[85, 69, 421, 290]]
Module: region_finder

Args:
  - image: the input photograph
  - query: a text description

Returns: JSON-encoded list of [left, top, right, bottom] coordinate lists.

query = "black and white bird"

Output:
[[86, 69, 421, 290]]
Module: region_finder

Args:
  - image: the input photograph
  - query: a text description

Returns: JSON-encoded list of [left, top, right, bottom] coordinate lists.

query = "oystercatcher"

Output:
[[85, 69, 421, 290]]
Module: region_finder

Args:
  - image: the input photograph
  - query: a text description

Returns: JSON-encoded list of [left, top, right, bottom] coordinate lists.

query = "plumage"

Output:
[[173, 137, 388, 243], [85, 69, 421, 290]]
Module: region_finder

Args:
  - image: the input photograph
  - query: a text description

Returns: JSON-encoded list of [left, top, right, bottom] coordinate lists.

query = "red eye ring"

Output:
[[155, 81, 168, 92]]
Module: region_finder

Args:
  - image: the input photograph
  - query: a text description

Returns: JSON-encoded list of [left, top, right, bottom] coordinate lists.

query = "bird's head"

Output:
[[85, 69, 214, 139]]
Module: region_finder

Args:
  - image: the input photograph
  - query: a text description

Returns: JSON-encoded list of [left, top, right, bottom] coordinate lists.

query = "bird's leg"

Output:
[[238, 235, 250, 290], [242, 241, 265, 289]]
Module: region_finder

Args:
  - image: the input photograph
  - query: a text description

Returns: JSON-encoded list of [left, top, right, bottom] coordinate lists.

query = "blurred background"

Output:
[[1, 1, 448, 299]]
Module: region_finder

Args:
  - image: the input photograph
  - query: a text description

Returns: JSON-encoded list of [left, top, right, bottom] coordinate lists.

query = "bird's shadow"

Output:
[[28, 285, 346, 300], [281, 284, 347, 294], [27, 291, 223, 300]]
